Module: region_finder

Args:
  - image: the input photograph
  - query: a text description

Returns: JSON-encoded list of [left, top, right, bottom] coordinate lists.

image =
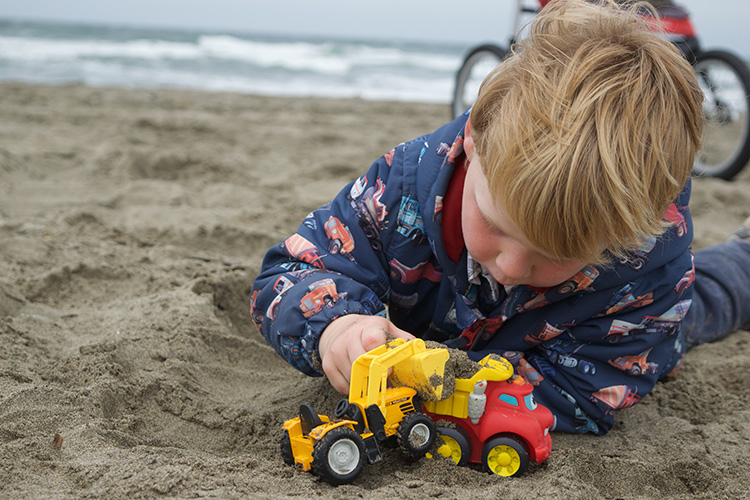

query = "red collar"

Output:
[[442, 155, 466, 263]]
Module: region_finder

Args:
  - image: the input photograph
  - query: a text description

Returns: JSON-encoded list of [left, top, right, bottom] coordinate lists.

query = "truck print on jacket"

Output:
[[396, 195, 427, 245], [324, 216, 355, 261], [346, 176, 388, 252], [251, 113, 695, 435]]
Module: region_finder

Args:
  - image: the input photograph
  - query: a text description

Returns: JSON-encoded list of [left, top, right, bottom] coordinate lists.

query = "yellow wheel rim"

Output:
[[435, 435, 463, 465], [486, 444, 521, 476]]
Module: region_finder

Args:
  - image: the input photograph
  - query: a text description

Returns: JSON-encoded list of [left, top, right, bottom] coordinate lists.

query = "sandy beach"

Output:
[[1, 82, 748, 499]]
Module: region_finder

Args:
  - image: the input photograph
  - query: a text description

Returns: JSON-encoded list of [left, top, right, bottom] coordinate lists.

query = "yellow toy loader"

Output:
[[280, 338, 449, 485]]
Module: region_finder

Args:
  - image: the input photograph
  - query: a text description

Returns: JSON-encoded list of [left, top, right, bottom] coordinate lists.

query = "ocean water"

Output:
[[0, 19, 467, 103]]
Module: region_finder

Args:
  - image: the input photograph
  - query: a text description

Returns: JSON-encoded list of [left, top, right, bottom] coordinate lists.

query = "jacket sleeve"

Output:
[[468, 252, 694, 435], [251, 146, 412, 376]]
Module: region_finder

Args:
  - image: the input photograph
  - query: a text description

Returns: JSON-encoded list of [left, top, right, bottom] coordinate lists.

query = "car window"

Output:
[[499, 394, 518, 406]]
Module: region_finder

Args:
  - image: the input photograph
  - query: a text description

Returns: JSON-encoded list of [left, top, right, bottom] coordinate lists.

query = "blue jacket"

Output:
[[251, 113, 694, 434]]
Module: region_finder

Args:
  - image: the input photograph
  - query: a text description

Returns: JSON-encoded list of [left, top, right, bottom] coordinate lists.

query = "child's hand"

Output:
[[319, 314, 415, 394]]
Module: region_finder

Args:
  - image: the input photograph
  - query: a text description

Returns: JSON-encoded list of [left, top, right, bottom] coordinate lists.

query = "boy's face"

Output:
[[461, 144, 589, 289]]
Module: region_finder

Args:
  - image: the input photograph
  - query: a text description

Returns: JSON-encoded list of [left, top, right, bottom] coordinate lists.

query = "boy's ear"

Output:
[[464, 118, 475, 162]]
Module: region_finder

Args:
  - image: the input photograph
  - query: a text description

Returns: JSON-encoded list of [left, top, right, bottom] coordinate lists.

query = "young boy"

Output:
[[251, 0, 750, 434]]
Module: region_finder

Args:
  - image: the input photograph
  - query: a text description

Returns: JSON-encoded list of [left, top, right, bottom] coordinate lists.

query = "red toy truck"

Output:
[[422, 355, 555, 477]]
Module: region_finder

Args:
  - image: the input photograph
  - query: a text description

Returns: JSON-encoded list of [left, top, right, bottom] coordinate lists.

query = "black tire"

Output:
[[452, 44, 507, 118], [312, 427, 366, 485], [481, 435, 530, 477], [397, 413, 436, 457], [579, 362, 595, 376], [328, 240, 341, 254], [691, 49, 750, 180], [556, 280, 577, 295], [280, 430, 294, 466], [434, 426, 472, 467]]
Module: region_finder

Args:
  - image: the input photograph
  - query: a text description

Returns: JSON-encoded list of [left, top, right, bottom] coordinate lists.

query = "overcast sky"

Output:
[[1, 1, 748, 56]]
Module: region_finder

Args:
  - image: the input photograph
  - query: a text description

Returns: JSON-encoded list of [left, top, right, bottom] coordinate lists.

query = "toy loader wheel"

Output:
[[482, 436, 529, 477], [397, 413, 436, 457], [280, 430, 294, 466], [312, 427, 366, 485]]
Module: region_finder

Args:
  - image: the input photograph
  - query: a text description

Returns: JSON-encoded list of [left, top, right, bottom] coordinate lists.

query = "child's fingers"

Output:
[[319, 315, 417, 395], [360, 325, 389, 352], [328, 371, 349, 395], [321, 355, 350, 394], [360, 321, 414, 349], [387, 324, 416, 341]]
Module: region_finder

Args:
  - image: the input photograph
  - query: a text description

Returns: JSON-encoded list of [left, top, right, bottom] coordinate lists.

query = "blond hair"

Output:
[[469, 0, 703, 264]]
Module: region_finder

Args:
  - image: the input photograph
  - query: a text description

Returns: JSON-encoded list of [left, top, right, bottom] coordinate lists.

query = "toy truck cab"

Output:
[[423, 355, 555, 477]]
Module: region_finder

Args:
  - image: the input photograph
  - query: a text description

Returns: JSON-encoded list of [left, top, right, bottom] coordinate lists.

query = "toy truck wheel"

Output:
[[312, 427, 366, 485], [434, 426, 471, 467], [482, 436, 529, 477], [280, 430, 294, 466], [397, 413, 436, 457]]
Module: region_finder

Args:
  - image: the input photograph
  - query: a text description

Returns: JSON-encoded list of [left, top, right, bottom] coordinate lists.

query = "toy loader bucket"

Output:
[[388, 345, 450, 401], [349, 339, 450, 408]]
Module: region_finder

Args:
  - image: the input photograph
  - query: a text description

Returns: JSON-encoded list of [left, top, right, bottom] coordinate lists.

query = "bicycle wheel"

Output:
[[452, 44, 507, 118], [692, 49, 750, 179]]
